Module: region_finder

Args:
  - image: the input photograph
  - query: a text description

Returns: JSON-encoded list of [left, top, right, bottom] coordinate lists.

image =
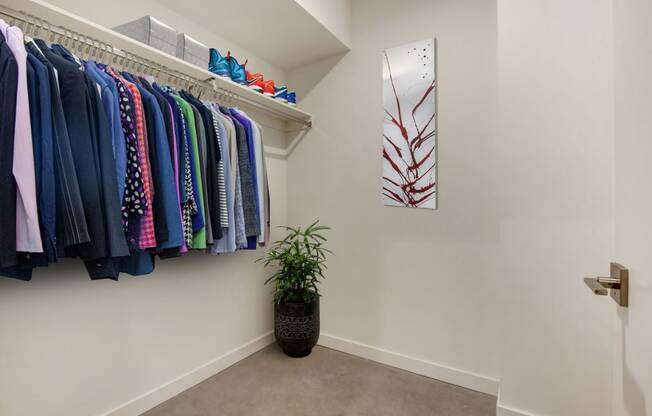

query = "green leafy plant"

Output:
[[258, 221, 332, 304]]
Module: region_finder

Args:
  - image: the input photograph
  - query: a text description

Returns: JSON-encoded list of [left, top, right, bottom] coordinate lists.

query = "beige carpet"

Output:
[[143, 344, 496, 416]]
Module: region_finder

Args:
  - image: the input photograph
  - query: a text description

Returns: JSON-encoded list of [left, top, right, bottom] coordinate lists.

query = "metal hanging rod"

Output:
[[0, 5, 236, 103], [0, 4, 312, 127]]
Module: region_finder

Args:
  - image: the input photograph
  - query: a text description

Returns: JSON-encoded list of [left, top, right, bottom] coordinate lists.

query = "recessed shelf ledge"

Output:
[[0, 0, 314, 127]]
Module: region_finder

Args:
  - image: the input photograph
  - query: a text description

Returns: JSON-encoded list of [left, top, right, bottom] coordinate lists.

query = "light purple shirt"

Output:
[[0, 21, 43, 253]]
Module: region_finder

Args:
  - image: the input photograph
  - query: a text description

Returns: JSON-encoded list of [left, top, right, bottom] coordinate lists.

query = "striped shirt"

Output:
[[211, 113, 229, 228]]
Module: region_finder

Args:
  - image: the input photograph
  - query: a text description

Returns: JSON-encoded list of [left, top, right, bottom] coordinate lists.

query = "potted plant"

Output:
[[258, 221, 331, 358]]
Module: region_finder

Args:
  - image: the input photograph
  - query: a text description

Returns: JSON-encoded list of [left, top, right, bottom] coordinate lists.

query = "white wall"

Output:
[[612, 0, 652, 415], [0, 1, 288, 415], [0, 165, 286, 416], [294, 0, 351, 47], [287, 0, 501, 391], [495, 0, 615, 415], [290, 1, 620, 415]]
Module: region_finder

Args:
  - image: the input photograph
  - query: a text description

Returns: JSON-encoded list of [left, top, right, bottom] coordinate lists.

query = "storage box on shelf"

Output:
[[1, 0, 312, 127], [176, 33, 209, 69], [113, 15, 177, 57]]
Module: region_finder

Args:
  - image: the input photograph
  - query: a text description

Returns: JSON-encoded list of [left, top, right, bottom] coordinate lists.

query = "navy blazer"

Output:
[[25, 41, 91, 252], [0, 32, 18, 268], [35, 40, 108, 262]]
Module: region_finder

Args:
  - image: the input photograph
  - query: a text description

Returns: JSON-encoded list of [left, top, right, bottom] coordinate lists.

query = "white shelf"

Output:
[[211, 74, 313, 126], [1, 0, 313, 126], [158, 0, 350, 71]]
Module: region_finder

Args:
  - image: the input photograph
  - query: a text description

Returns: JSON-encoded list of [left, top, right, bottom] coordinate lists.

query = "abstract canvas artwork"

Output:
[[382, 39, 437, 209]]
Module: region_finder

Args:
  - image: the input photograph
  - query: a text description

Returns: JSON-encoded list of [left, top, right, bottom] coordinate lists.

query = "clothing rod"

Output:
[[0, 4, 312, 128], [0, 6, 211, 89]]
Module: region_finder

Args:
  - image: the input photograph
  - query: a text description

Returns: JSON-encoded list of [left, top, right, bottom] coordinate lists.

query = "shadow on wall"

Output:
[[281, 51, 348, 159], [288, 51, 349, 100], [619, 309, 647, 415], [283, 43, 390, 353]]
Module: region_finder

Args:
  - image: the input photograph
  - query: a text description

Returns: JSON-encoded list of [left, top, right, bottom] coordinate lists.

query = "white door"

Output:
[[612, 0, 652, 415]]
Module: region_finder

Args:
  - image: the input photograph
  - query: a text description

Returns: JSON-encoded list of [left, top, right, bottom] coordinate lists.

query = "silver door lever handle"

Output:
[[584, 263, 628, 307]]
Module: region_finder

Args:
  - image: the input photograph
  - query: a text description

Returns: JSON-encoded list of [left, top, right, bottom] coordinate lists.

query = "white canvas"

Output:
[[382, 38, 437, 209]]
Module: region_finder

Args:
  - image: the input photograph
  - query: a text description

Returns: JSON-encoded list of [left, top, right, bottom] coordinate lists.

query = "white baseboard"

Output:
[[99, 331, 275, 416], [95, 331, 532, 416], [496, 404, 534, 416], [318, 333, 499, 396], [496, 390, 538, 416]]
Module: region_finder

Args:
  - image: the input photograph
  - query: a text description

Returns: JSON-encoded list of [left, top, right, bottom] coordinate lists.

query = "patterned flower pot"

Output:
[[274, 297, 320, 358]]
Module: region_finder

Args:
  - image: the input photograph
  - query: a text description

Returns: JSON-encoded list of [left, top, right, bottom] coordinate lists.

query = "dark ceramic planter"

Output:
[[274, 297, 320, 358]]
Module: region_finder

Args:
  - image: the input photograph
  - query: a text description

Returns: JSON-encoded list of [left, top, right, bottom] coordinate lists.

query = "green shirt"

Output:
[[174, 95, 206, 249]]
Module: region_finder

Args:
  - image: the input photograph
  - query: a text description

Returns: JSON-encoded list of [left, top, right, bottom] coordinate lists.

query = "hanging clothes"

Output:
[[174, 95, 198, 249], [181, 91, 224, 241], [85, 68, 130, 258], [113, 70, 157, 250], [190, 102, 213, 245], [126, 72, 169, 244], [0, 29, 272, 281], [229, 108, 262, 250], [233, 109, 268, 246], [108, 68, 146, 246], [128, 74, 183, 250], [153, 83, 187, 255], [0, 22, 42, 254], [25, 41, 90, 253], [174, 95, 206, 249], [209, 106, 236, 254], [213, 108, 247, 250], [83, 69, 131, 279], [26, 42, 56, 263], [50, 43, 129, 275], [35, 40, 112, 263], [223, 108, 258, 241], [85, 60, 127, 200], [0, 30, 19, 268]]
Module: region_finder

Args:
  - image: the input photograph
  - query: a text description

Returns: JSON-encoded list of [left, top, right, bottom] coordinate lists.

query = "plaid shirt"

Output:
[[120, 78, 156, 249]]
